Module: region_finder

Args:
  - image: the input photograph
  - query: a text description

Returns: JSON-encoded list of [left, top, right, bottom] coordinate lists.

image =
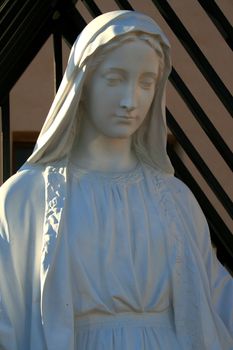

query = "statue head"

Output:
[[25, 10, 173, 174], [76, 31, 165, 166]]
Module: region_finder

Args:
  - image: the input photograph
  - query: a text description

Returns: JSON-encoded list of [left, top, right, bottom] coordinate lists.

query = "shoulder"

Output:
[[168, 176, 205, 216], [160, 173, 202, 213], [163, 175, 210, 249], [143, 164, 215, 257], [165, 174, 206, 221], [0, 165, 46, 235], [144, 164, 208, 232], [144, 162, 194, 201], [0, 164, 45, 204], [163, 173, 192, 196]]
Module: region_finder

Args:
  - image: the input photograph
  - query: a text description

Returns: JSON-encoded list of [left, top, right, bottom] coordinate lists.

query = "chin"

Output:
[[107, 132, 134, 139], [104, 127, 136, 139]]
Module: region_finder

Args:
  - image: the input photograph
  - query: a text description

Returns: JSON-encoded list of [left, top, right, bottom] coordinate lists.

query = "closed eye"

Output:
[[140, 79, 156, 90], [104, 73, 123, 86], [107, 78, 122, 85]]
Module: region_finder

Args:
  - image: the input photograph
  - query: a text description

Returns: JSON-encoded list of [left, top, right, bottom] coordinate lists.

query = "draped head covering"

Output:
[[24, 10, 173, 174]]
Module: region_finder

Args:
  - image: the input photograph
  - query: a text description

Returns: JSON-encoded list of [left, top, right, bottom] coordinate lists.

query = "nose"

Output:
[[120, 84, 138, 112]]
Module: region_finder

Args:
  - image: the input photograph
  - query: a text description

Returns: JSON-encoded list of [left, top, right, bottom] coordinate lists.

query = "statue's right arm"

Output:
[[0, 167, 45, 350]]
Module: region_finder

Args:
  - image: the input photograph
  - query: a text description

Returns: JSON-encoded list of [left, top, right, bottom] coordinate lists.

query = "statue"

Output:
[[0, 10, 232, 350]]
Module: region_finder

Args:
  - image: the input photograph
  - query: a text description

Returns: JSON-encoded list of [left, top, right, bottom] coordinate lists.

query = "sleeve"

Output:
[[0, 168, 45, 350], [0, 189, 20, 350], [180, 180, 233, 334]]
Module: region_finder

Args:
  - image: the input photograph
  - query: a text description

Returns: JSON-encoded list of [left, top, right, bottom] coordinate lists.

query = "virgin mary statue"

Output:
[[0, 10, 232, 350]]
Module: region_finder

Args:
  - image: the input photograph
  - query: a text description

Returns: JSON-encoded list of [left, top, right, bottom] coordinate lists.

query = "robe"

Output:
[[0, 159, 232, 349]]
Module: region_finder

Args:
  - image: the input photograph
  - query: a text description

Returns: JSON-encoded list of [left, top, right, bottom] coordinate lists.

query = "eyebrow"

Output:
[[103, 68, 126, 75], [103, 68, 157, 79], [141, 72, 157, 80]]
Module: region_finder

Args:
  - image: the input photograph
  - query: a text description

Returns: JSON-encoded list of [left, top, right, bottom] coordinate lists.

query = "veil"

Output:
[[23, 10, 173, 174]]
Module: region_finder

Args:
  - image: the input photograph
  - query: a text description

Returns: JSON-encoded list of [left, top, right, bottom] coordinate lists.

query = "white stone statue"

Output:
[[0, 10, 232, 350]]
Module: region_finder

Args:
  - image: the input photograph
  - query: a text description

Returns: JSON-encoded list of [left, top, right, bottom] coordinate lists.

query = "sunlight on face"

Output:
[[82, 39, 160, 140]]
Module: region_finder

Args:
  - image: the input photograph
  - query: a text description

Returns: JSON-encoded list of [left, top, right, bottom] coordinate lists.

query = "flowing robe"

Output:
[[0, 160, 232, 350]]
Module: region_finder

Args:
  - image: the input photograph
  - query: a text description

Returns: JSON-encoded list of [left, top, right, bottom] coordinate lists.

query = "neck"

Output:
[[70, 128, 137, 172]]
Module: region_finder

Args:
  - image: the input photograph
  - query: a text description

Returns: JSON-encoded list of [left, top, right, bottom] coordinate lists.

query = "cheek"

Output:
[[88, 92, 115, 121], [140, 90, 155, 114], [101, 84, 121, 98], [91, 83, 119, 107]]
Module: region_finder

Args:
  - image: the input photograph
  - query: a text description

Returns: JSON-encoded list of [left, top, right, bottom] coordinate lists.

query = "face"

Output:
[[82, 39, 160, 140]]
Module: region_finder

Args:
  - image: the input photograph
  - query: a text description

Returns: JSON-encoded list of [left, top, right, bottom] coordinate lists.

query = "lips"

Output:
[[115, 116, 135, 124], [116, 115, 135, 119]]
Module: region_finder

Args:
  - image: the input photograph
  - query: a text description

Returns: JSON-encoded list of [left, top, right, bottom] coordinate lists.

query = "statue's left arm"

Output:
[[182, 180, 233, 334]]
